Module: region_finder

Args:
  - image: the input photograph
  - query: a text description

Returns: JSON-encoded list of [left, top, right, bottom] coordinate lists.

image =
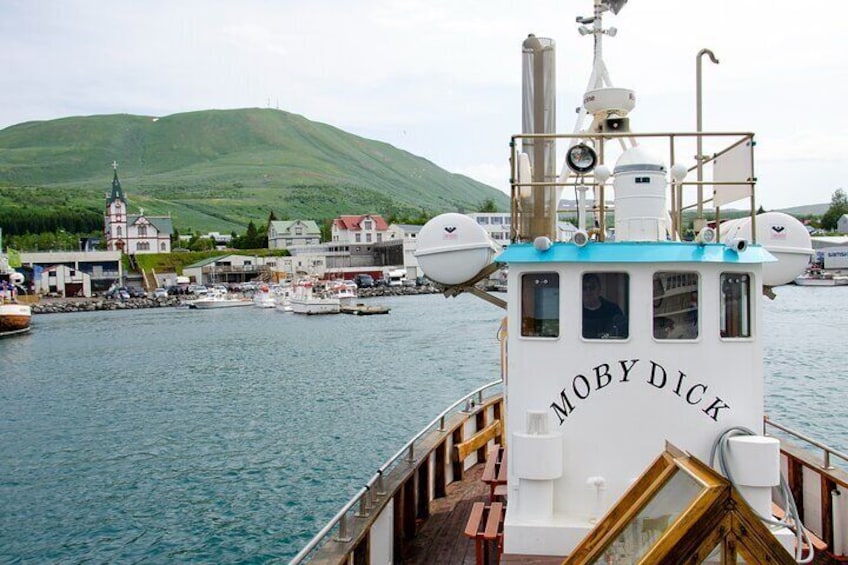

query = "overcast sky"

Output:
[[1, 0, 845, 210]]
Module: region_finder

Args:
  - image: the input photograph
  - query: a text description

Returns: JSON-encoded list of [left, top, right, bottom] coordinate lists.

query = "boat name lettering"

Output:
[[550, 359, 730, 425]]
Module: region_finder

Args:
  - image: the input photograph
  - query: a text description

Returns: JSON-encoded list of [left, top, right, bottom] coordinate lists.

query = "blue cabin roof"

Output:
[[496, 241, 776, 265]]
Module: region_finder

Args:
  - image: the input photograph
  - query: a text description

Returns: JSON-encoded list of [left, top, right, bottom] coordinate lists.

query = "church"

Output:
[[104, 163, 173, 255]]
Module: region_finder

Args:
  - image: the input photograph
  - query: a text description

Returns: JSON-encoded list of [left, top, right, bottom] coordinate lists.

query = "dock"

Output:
[[339, 303, 390, 315]]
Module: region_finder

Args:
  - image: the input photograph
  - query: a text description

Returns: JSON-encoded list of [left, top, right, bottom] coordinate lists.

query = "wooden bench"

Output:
[[482, 444, 507, 502], [464, 501, 504, 565]]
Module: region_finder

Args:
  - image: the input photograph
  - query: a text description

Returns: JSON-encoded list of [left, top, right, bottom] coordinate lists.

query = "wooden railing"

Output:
[[290, 381, 504, 565], [764, 416, 848, 559]]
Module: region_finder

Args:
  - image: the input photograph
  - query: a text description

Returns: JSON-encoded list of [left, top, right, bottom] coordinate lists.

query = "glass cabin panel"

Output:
[[590, 469, 704, 564], [582, 272, 628, 339], [653, 272, 699, 339], [521, 272, 559, 338], [720, 273, 751, 338]]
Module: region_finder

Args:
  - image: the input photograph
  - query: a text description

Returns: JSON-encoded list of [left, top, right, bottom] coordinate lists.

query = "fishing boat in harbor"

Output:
[[794, 268, 848, 287], [0, 246, 32, 337], [253, 284, 278, 308], [289, 280, 340, 315], [291, 1, 848, 564], [188, 287, 252, 309]]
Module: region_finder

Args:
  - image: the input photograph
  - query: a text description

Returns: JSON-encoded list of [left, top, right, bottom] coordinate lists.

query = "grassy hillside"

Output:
[[0, 108, 508, 233]]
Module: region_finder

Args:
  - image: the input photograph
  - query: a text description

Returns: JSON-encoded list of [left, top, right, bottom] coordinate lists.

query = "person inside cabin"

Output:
[[653, 316, 675, 339], [582, 273, 626, 339]]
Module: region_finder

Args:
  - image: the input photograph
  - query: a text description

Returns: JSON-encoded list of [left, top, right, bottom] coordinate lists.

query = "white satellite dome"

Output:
[[414, 213, 499, 286], [719, 212, 813, 286]]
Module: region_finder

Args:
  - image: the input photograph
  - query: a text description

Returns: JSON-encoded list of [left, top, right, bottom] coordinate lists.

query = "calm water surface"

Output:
[[0, 287, 845, 562]]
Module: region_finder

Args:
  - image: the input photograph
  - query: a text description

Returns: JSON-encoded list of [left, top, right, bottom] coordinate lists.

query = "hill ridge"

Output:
[[0, 108, 507, 233]]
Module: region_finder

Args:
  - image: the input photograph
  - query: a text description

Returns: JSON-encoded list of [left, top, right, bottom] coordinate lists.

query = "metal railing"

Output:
[[508, 130, 756, 243], [764, 415, 848, 471], [289, 379, 504, 564]]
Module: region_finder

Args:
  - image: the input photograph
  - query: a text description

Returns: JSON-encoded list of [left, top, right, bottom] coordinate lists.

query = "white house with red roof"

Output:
[[331, 214, 389, 245]]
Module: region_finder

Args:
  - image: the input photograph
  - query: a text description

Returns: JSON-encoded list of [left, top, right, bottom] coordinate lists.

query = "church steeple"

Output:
[[107, 161, 127, 205]]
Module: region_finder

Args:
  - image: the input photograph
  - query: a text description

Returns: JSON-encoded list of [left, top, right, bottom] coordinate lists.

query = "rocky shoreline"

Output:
[[31, 285, 443, 315]]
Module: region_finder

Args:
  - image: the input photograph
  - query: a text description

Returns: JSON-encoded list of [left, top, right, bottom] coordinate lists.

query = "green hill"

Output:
[[0, 108, 508, 233]]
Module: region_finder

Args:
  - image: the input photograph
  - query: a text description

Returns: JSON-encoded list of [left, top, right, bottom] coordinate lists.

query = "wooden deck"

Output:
[[403, 464, 489, 565], [403, 464, 563, 565]]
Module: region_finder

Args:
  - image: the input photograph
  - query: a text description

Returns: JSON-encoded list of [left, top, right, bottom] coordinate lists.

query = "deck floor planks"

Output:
[[403, 463, 566, 564], [404, 464, 489, 564]]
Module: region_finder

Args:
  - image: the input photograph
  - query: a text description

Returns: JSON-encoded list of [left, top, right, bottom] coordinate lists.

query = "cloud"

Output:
[[0, 0, 846, 210]]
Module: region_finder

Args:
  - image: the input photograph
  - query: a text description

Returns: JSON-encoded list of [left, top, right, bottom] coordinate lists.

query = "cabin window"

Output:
[[720, 273, 751, 338], [582, 272, 629, 339], [653, 272, 699, 339], [521, 273, 559, 338]]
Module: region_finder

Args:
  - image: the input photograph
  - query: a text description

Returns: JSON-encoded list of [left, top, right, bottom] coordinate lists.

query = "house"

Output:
[[466, 212, 511, 245], [20, 250, 123, 294], [35, 264, 92, 298], [268, 220, 321, 250], [182, 254, 273, 286], [386, 224, 423, 278], [331, 214, 389, 245], [837, 214, 848, 234], [104, 162, 173, 255]]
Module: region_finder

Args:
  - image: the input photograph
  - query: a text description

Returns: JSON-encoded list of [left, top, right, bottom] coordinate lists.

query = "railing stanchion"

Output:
[[336, 514, 351, 542], [375, 470, 386, 496]]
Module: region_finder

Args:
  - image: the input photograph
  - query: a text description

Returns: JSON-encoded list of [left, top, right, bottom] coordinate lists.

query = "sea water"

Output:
[[0, 287, 845, 563]]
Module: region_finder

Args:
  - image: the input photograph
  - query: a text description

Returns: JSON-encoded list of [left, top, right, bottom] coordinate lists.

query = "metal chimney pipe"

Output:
[[520, 34, 557, 241]]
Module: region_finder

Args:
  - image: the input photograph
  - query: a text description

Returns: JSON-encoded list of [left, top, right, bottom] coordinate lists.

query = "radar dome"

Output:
[[415, 213, 500, 286], [719, 212, 813, 286]]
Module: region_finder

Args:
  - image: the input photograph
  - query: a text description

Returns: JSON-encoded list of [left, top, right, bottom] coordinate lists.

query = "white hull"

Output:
[[190, 297, 253, 308], [253, 294, 277, 308], [290, 297, 340, 315], [794, 274, 848, 286], [0, 302, 32, 336]]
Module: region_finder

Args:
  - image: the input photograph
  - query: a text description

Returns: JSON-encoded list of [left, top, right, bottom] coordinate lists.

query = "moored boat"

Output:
[[253, 284, 277, 308], [0, 301, 31, 336], [289, 281, 340, 315], [188, 287, 252, 309], [291, 2, 848, 564], [0, 245, 31, 337], [794, 269, 848, 286]]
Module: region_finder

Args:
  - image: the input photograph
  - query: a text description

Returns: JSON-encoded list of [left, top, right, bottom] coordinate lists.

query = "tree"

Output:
[[820, 188, 848, 231], [478, 198, 498, 213]]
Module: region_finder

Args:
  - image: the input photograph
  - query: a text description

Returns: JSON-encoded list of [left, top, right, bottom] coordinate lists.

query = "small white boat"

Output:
[[189, 288, 252, 309], [289, 281, 339, 315], [252, 284, 277, 308], [326, 280, 358, 305], [794, 269, 848, 286]]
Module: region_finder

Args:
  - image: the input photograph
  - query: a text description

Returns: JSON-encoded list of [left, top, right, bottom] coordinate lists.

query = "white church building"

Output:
[[104, 163, 173, 255]]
